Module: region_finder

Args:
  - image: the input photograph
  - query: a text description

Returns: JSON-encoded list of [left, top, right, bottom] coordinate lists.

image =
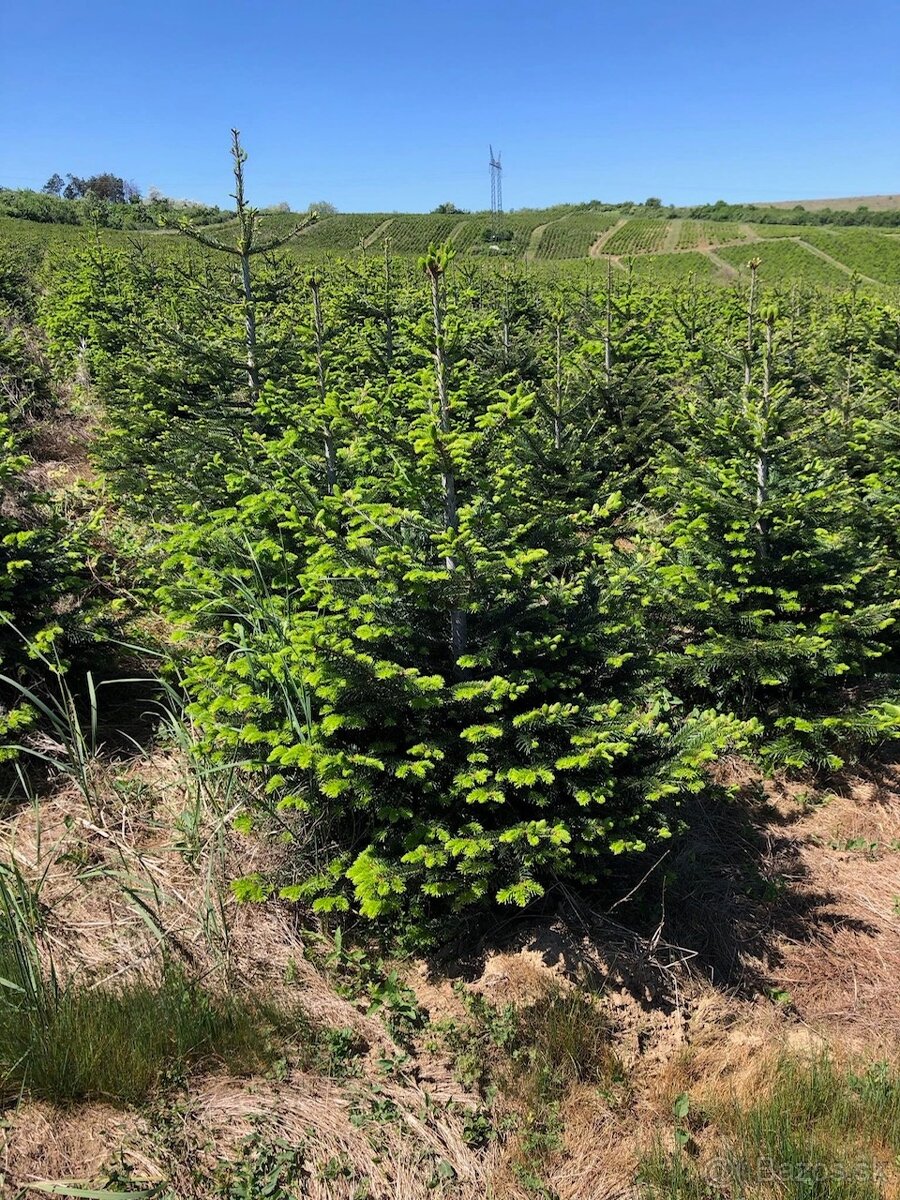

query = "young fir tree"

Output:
[[652, 297, 900, 767], [44, 134, 319, 514], [163, 243, 745, 930], [0, 271, 127, 756]]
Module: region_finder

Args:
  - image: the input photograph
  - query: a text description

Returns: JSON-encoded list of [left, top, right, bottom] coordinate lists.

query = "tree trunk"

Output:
[[743, 258, 760, 411], [427, 260, 467, 662], [755, 317, 773, 554], [604, 257, 612, 383], [383, 238, 394, 370], [310, 277, 337, 491], [554, 318, 563, 450]]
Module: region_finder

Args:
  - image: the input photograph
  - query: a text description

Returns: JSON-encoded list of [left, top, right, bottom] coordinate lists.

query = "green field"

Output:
[[533, 211, 621, 259], [675, 219, 748, 249], [798, 228, 900, 284], [2, 205, 900, 289], [748, 223, 819, 238], [717, 239, 852, 287], [627, 249, 720, 283], [601, 218, 669, 254]]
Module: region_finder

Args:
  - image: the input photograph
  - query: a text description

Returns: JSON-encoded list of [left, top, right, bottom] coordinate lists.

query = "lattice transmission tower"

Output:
[[489, 145, 503, 239]]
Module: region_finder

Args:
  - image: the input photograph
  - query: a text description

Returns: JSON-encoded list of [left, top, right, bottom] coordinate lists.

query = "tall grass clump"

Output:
[[0, 861, 314, 1106], [640, 1054, 900, 1200]]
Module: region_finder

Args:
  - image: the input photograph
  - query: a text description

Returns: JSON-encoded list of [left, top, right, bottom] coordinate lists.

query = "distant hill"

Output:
[[758, 195, 900, 212], [3, 205, 900, 290]]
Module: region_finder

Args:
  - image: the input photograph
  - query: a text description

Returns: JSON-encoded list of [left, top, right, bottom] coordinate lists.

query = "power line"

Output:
[[489, 145, 503, 238]]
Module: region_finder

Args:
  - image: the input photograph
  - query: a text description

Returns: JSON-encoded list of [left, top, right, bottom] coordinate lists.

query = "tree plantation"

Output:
[[1, 138, 899, 1197]]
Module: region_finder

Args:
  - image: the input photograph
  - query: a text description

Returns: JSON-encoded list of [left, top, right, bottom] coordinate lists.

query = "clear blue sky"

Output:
[[2, 0, 898, 212]]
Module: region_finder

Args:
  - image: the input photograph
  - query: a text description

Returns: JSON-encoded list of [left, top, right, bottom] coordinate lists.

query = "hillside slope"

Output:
[[3, 208, 900, 289], [758, 194, 900, 211]]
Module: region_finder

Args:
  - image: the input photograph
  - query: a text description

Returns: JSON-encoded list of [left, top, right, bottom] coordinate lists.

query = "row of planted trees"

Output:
[[28, 138, 900, 936]]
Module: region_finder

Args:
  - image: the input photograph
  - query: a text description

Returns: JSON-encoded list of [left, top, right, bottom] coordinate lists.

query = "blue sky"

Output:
[[2, 0, 897, 212]]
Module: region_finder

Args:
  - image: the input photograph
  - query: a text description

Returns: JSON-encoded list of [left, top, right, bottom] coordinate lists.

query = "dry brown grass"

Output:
[[0, 1103, 146, 1194], [2, 748, 900, 1197]]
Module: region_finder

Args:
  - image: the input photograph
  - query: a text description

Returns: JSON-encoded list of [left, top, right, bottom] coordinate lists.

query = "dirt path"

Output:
[[707, 249, 739, 280], [739, 223, 761, 242], [363, 217, 394, 249], [589, 218, 627, 257], [798, 237, 881, 286], [663, 219, 682, 251]]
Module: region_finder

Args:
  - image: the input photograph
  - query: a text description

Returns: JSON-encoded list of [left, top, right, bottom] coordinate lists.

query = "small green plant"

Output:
[[306, 929, 424, 1043], [672, 1092, 692, 1149], [313, 1025, 365, 1078], [460, 1104, 494, 1148], [308, 926, 378, 999], [317, 1153, 354, 1182], [211, 1133, 308, 1200], [442, 985, 616, 1192], [349, 1086, 401, 1126], [768, 986, 793, 1007], [365, 969, 424, 1041], [375, 1048, 410, 1076]]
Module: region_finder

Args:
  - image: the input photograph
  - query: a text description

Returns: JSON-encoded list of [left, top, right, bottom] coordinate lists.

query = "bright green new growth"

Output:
[[146, 229, 752, 926]]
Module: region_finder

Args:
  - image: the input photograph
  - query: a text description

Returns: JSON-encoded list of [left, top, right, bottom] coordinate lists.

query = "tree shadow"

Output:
[[643, 781, 877, 997], [427, 775, 880, 1012]]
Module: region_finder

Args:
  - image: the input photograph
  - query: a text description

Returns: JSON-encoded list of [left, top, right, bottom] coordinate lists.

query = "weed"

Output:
[[460, 1104, 494, 1148], [376, 1049, 410, 1076], [365, 969, 424, 1042], [317, 1153, 354, 1181], [441, 985, 616, 1192], [768, 986, 793, 1007], [349, 1086, 401, 1127], [307, 929, 425, 1043], [211, 1132, 308, 1200], [312, 1025, 365, 1078]]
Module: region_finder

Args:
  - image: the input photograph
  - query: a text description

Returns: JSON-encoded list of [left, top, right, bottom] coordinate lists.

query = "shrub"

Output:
[[159, 249, 749, 930], [0, 276, 127, 761]]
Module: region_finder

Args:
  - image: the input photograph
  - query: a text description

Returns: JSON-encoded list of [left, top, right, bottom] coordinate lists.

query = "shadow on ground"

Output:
[[429, 768, 886, 1017]]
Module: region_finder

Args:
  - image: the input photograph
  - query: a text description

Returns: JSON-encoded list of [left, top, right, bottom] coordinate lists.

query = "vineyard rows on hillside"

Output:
[[716, 239, 852, 287], [601, 218, 669, 254], [674, 219, 748, 249], [4, 206, 900, 292], [534, 212, 620, 258], [628, 249, 719, 282], [800, 228, 900, 284]]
